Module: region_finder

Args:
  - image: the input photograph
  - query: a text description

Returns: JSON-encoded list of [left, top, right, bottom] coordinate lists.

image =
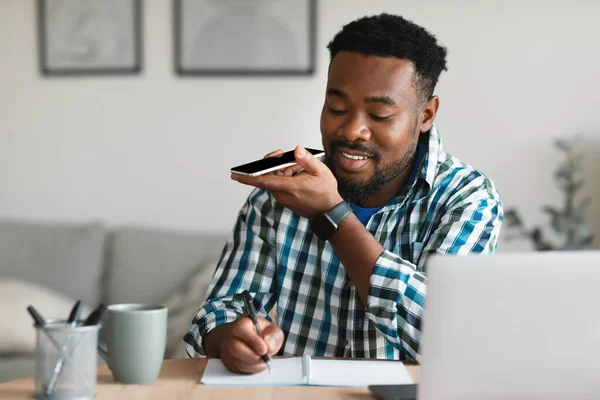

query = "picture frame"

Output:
[[37, 0, 143, 76], [174, 0, 317, 76]]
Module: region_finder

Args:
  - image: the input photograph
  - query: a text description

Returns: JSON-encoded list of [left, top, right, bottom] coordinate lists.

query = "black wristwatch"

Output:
[[310, 201, 352, 241]]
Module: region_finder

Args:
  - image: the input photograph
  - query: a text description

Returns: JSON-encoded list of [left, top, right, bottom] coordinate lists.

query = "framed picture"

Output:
[[37, 0, 142, 75], [174, 0, 317, 76]]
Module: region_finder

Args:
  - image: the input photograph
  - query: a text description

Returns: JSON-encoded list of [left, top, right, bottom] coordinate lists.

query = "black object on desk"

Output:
[[369, 384, 418, 400], [27, 305, 46, 327], [241, 290, 273, 374], [67, 300, 83, 326], [83, 303, 106, 326]]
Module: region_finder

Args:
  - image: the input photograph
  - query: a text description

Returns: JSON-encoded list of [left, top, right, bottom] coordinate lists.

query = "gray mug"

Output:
[[98, 304, 168, 384]]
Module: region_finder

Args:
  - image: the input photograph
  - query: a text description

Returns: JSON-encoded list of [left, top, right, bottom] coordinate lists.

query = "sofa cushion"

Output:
[[0, 355, 35, 383], [0, 280, 92, 355], [105, 226, 227, 306], [162, 258, 219, 359], [0, 218, 106, 306]]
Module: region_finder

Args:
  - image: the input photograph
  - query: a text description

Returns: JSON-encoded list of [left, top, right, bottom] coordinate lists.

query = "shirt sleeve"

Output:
[[364, 191, 503, 361], [184, 189, 278, 358]]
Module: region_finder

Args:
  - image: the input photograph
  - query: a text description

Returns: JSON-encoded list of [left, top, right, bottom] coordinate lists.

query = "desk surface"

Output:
[[0, 357, 419, 400]]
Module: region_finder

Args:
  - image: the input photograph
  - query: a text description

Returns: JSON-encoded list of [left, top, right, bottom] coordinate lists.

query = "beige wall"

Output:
[[1, 0, 599, 249]]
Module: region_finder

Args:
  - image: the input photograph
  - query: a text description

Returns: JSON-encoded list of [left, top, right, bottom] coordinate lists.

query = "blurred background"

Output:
[[0, 0, 598, 382], [0, 0, 598, 248]]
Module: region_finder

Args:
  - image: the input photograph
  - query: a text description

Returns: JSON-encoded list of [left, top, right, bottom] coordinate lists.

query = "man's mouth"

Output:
[[336, 150, 371, 172], [340, 151, 369, 160]]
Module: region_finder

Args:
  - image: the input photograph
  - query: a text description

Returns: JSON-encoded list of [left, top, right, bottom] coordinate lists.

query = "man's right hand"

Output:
[[264, 149, 304, 177], [204, 316, 284, 374]]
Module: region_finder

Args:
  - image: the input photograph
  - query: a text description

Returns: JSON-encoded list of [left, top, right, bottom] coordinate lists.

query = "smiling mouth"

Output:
[[340, 151, 369, 160], [336, 150, 371, 172]]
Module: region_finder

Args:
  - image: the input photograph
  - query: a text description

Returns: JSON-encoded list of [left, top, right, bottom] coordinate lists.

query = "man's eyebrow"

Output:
[[326, 88, 347, 98], [365, 96, 396, 106], [326, 88, 397, 106]]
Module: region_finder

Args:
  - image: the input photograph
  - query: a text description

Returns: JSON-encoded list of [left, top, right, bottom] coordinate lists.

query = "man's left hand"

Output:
[[231, 146, 343, 220]]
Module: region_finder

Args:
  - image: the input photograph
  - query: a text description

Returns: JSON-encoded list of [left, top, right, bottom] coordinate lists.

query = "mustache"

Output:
[[328, 139, 380, 161]]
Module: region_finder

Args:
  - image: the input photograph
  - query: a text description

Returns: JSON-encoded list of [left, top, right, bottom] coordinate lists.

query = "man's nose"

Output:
[[338, 113, 371, 142]]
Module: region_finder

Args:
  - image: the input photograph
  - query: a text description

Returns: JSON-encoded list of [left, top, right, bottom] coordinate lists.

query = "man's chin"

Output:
[[336, 177, 375, 200], [336, 176, 368, 189], [334, 167, 390, 205], [332, 164, 372, 183]]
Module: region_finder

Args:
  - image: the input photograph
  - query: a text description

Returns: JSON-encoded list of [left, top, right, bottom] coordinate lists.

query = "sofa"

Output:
[[0, 217, 228, 383]]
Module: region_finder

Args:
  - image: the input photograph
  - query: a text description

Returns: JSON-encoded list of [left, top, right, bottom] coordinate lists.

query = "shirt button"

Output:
[[343, 339, 350, 347]]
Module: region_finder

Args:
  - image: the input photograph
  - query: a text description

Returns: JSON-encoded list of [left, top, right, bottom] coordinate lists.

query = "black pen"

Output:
[[242, 290, 272, 374], [46, 300, 83, 395], [83, 303, 106, 326]]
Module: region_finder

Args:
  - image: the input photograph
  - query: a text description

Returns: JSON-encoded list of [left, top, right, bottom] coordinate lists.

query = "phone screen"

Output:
[[231, 148, 325, 176]]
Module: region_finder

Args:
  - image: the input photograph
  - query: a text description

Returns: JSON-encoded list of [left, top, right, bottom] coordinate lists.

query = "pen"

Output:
[[242, 290, 272, 375], [26, 305, 68, 352], [82, 303, 109, 362], [83, 303, 105, 326], [46, 300, 83, 395]]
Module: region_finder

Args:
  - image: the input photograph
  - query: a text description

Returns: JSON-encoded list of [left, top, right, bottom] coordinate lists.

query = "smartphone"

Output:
[[230, 148, 325, 177]]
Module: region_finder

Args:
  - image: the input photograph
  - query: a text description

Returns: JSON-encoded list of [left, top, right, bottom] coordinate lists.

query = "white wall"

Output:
[[1, 0, 599, 248]]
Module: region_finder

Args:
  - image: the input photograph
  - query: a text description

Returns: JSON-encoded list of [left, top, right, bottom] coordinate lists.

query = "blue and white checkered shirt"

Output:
[[184, 126, 503, 361]]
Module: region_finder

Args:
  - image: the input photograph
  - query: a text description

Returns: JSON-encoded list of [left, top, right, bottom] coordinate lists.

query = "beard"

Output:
[[325, 130, 419, 206]]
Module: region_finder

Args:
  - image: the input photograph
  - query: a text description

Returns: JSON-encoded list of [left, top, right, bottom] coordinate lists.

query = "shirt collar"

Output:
[[380, 125, 443, 208], [416, 124, 443, 198]]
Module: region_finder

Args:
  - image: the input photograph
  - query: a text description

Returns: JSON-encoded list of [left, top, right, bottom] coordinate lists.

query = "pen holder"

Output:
[[34, 319, 101, 400]]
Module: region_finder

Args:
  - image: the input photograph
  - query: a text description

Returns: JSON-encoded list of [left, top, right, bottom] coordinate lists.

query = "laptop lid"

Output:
[[418, 251, 600, 400]]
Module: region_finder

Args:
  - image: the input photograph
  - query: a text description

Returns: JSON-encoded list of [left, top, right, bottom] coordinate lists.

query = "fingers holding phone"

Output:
[[263, 149, 283, 159], [263, 149, 287, 176], [263, 150, 303, 177], [230, 148, 325, 177]]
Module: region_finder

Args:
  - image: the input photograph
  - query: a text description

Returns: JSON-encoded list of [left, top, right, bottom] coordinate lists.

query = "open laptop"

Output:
[[415, 251, 600, 400]]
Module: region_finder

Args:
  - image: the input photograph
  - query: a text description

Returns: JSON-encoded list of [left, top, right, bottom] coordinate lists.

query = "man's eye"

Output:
[[370, 114, 392, 122], [328, 107, 347, 115]]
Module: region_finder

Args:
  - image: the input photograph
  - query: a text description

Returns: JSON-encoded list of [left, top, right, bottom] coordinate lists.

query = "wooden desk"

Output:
[[0, 358, 419, 400]]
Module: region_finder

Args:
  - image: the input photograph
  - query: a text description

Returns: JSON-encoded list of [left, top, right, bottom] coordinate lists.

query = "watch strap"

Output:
[[326, 201, 352, 226], [310, 201, 352, 240]]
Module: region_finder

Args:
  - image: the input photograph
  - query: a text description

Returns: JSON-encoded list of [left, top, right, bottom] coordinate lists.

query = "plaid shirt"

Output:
[[184, 126, 503, 361]]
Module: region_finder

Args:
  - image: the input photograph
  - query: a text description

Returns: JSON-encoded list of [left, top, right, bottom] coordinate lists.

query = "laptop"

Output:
[[415, 251, 600, 400]]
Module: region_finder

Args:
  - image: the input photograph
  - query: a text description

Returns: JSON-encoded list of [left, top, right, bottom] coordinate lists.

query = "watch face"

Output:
[[311, 214, 337, 240]]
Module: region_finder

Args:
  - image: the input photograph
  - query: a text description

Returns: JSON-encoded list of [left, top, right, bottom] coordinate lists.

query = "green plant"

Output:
[[504, 137, 593, 250]]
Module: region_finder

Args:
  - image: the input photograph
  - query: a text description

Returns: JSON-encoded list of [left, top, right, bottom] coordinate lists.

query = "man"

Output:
[[184, 13, 502, 374]]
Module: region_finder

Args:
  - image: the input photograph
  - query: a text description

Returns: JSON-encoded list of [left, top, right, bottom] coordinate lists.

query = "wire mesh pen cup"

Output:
[[34, 320, 101, 400]]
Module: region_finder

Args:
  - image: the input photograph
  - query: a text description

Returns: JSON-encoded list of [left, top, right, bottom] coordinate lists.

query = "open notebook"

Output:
[[201, 355, 413, 386]]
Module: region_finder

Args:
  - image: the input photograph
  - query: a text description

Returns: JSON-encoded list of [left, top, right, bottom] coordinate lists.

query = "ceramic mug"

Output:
[[98, 304, 168, 384]]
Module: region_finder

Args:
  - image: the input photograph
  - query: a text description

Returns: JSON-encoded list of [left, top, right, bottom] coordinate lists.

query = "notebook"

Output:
[[201, 355, 413, 387]]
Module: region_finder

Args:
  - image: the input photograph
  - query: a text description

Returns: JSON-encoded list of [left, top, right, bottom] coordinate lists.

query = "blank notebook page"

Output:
[[308, 359, 413, 387], [201, 357, 305, 386]]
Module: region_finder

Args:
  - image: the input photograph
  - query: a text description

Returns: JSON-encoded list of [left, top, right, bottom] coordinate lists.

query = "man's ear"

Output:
[[419, 96, 440, 133]]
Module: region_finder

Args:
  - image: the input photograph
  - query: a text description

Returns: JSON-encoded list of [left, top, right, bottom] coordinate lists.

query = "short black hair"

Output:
[[327, 13, 448, 104]]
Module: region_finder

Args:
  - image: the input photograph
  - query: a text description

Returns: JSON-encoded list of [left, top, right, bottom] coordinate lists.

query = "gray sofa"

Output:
[[0, 218, 228, 383]]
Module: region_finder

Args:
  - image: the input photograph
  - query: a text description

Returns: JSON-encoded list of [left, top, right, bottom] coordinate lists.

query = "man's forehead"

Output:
[[327, 52, 417, 98]]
